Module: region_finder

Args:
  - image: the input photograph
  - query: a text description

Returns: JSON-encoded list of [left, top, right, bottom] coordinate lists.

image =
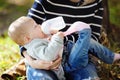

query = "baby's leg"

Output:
[[89, 39, 114, 64], [64, 28, 91, 72]]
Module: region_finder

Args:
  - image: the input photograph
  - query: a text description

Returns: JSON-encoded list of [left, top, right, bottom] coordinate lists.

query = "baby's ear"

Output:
[[23, 35, 31, 44]]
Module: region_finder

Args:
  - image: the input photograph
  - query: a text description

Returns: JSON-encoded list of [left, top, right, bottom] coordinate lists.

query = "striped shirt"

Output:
[[27, 0, 103, 42]]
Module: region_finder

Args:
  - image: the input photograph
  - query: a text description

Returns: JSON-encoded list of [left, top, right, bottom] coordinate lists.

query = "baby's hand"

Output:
[[56, 32, 64, 38], [50, 30, 58, 35]]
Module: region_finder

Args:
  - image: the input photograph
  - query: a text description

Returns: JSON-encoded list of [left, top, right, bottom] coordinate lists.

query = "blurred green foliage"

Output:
[[0, 0, 33, 77], [0, 34, 20, 75], [109, 0, 120, 27], [0, 0, 33, 32]]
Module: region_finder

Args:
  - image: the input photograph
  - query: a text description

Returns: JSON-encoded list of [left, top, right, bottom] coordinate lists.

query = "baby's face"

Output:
[[28, 19, 46, 39]]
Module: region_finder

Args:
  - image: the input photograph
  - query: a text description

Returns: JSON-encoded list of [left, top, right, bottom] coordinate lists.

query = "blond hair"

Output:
[[8, 16, 33, 45]]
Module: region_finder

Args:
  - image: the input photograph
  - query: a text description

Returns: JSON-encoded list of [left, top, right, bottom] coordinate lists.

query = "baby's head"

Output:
[[8, 16, 45, 46]]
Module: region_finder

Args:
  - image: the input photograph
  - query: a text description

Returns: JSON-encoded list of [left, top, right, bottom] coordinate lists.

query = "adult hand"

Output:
[[49, 56, 62, 70], [23, 51, 62, 70]]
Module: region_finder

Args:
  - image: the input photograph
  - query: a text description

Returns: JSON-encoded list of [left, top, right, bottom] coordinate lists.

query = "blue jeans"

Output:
[[26, 66, 59, 80], [89, 39, 114, 64], [62, 30, 114, 80], [63, 29, 98, 80], [65, 62, 98, 80], [63, 38, 114, 80], [63, 29, 91, 72]]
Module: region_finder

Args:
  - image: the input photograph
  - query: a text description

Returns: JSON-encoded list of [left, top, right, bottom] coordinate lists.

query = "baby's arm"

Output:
[[36, 32, 64, 61], [44, 32, 64, 61]]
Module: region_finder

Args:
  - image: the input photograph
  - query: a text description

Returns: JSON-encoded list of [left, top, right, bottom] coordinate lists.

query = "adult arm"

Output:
[[23, 51, 62, 70]]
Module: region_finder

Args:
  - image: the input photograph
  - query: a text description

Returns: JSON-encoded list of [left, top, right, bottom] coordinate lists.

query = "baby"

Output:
[[8, 16, 65, 80]]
